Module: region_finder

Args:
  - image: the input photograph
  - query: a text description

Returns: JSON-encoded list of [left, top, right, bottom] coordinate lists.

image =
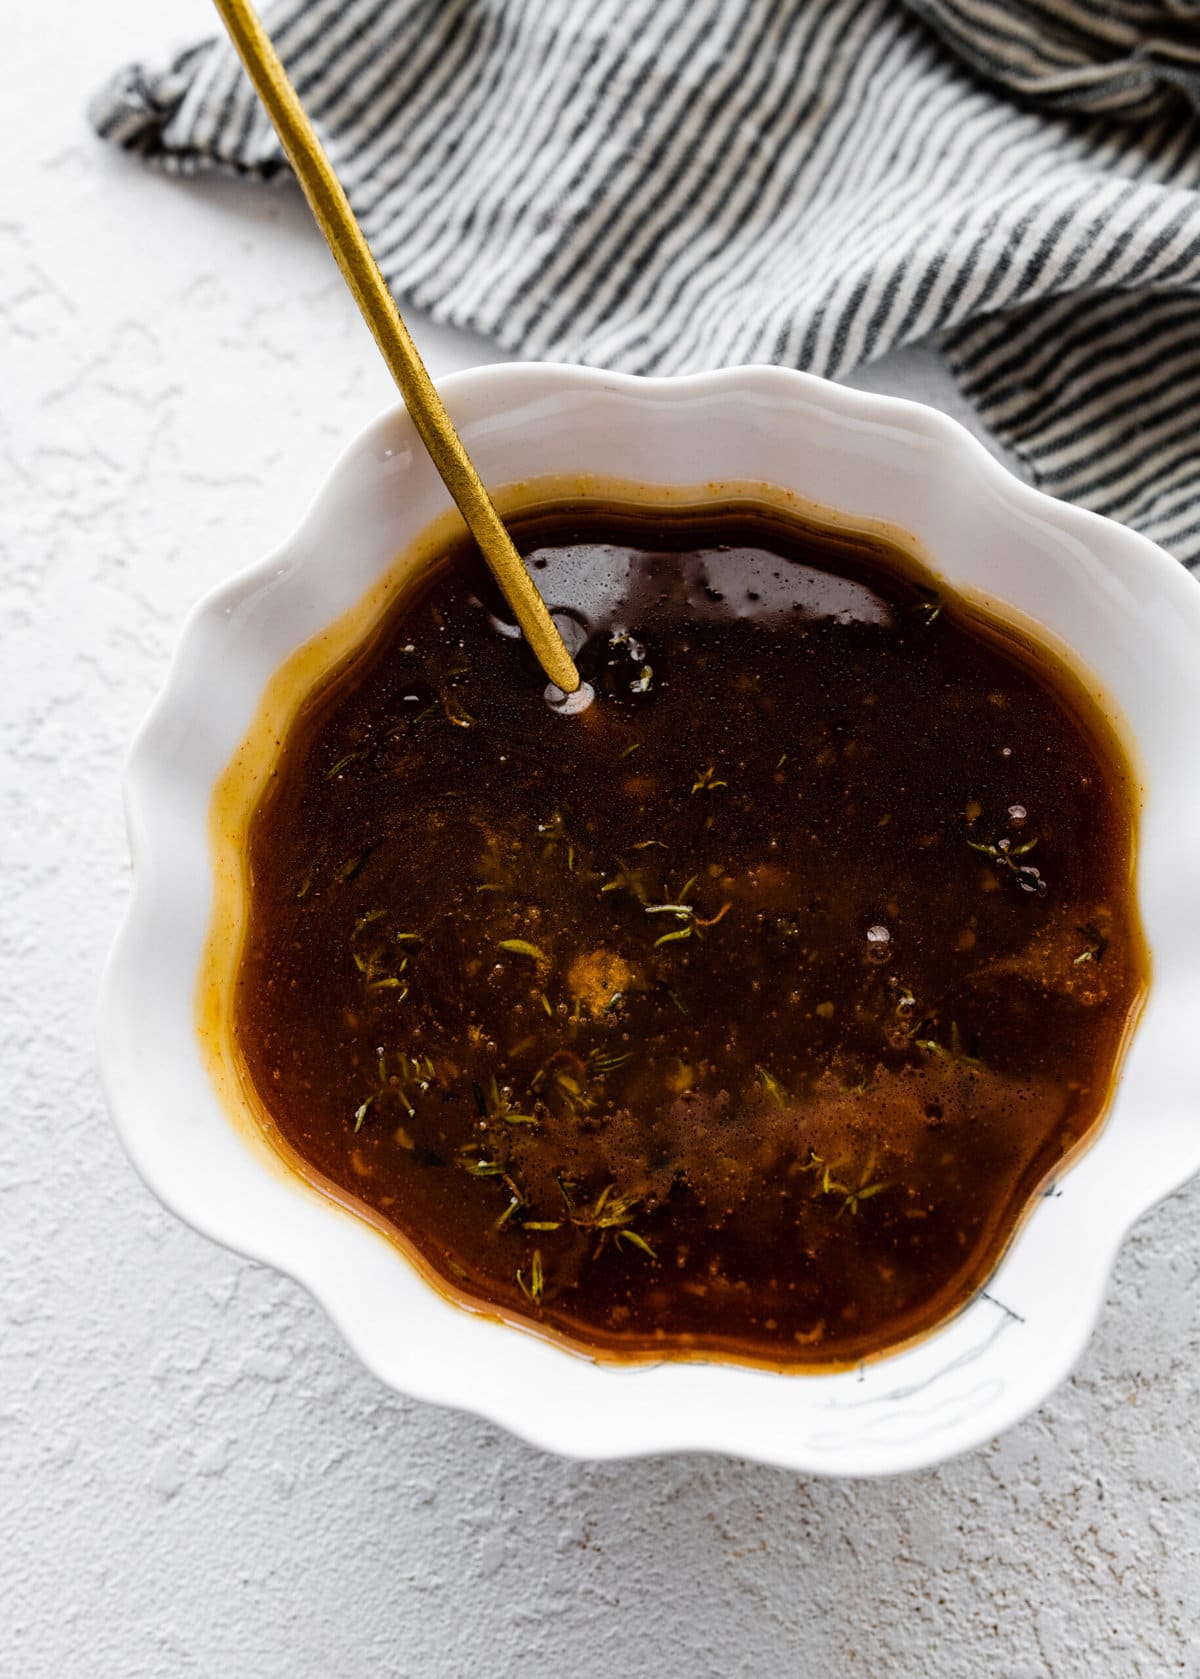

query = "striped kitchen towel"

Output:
[[91, 0, 1200, 564]]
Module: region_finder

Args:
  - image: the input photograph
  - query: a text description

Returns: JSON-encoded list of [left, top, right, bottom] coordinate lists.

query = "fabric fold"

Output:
[[90, 0, 1200, 563]]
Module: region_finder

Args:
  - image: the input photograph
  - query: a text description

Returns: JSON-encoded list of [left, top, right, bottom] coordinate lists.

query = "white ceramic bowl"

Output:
[[100, 364, 1200, 1476]]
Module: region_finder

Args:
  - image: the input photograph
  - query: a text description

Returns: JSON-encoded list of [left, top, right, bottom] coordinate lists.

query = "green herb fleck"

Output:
[[838, 1178, 891, 1217], [457, 1149, 504, 1178], [568, 1184, 643, 1234], [517, 1248, 544, 1304], [615, 1229, 657, 1260], [476, 1074, 539, 1126], [916, 590, 942, 626], [600, 857, 647, 903], [538, 811, 576, 871], [968, 833, 1046, 894], [335, 849, 371, 884], [756, 1065, 789, 1107], [1074, 922, 1108, 965], [914, 1020, 981, 1068], [498, 938, 548, 963], [588, 1048, 633, 1076], [440, 687, 474, 728], [326, 750, 364, 779]]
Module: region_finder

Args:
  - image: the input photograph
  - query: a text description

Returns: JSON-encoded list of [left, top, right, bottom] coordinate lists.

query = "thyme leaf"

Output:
[[462, 1161, 503, 1178], [916, 590, 942, 626], [615, 1229, 657, 1260], [517, 1248, 544, 1303], [498, 938, 548, 962], [326, 750, 364, 779], [440, 687, 474, 728], [914, 1021, 981, 1068], [335, 849, 371, 884], [1074, 922, 1108, 965], [756, 1065, 789, 1107], [968, 833, 1046, 894], [588, 1048, 633, 1076]]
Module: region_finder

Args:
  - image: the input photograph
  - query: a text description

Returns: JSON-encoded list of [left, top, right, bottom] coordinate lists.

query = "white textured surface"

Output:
[[4, 5, 1199, 1674]]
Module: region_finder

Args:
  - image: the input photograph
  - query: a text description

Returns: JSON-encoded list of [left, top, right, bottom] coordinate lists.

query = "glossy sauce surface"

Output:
[[234, 504, 1146, 1366]]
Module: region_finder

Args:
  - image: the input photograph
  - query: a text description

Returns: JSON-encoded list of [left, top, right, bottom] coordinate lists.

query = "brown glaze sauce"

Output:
[[233, 502, 1146, 1367]]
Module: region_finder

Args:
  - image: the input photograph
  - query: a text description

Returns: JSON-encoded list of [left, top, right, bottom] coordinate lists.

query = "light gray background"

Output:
[[4, 4, 1198, 1674]]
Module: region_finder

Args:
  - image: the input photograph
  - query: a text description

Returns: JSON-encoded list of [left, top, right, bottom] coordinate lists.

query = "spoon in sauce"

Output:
[[209, 0, 583, 698]]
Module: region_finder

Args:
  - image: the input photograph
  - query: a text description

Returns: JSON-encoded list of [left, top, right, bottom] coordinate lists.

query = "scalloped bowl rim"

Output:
[[99, 363, 1200, 1476]]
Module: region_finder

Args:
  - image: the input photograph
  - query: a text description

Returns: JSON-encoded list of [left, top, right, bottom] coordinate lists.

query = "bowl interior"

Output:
[[101, 365, 1200, 1475]]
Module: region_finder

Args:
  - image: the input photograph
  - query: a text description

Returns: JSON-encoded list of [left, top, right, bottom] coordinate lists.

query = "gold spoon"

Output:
[[210, 0, 582, 696]]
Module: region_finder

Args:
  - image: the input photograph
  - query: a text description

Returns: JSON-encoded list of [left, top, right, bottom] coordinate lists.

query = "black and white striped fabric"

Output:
[[92, 0, 1200, 564]]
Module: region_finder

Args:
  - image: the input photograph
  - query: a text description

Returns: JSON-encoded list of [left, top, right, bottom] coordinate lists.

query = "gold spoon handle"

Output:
[[210, 0, 581, 695]]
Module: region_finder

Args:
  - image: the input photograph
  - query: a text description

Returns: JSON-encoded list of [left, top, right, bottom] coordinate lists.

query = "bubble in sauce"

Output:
[[545, 680, 595, 715], [866, 923, 892, 963]]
